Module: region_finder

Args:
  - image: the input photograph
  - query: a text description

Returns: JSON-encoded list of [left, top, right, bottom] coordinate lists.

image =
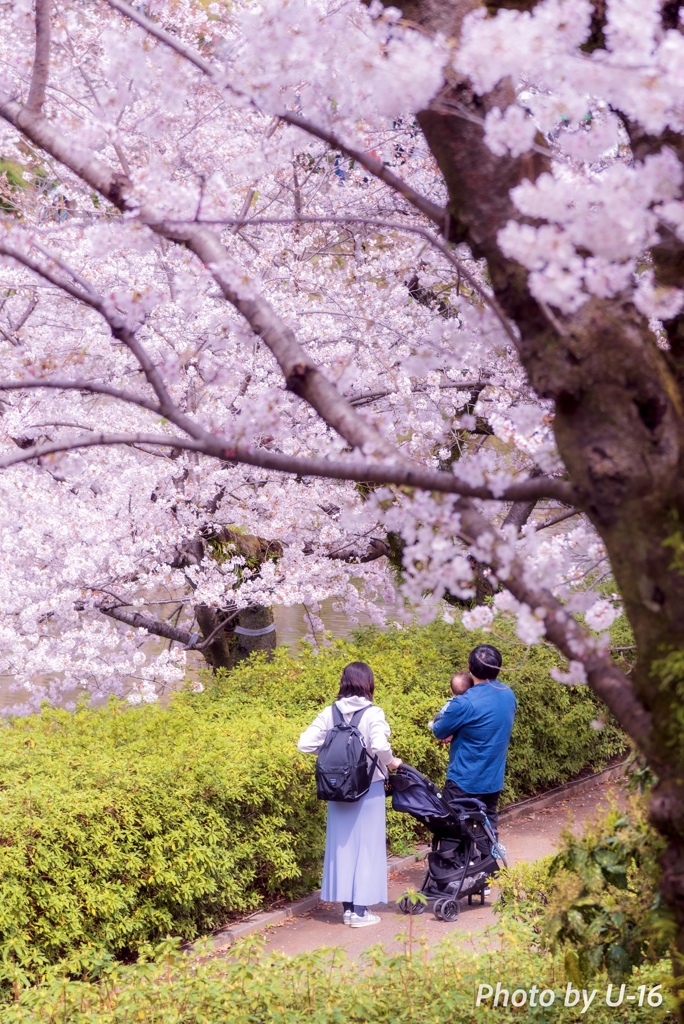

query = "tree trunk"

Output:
[[194, 604, 278, 670], [194, 603, 236, 671], [234, 605, 277, 665], [502, 499, 537, 532], [649, 778, 684, 1006]]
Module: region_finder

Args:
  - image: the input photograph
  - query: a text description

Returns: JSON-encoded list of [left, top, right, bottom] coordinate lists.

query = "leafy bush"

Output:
[[198, 618, 626, 806], [495, 792, 674, 986], [495, 855, 555, 929], [0, 927, 673, 1024], [545, 799, 674, 984], [0, 618, 625, 989]]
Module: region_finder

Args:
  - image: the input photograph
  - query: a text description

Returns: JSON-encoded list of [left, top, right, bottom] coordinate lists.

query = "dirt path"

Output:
[[259, 774, 626, 960]]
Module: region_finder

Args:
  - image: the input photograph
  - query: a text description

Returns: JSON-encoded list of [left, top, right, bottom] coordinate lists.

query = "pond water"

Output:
[[272, 598, 382, 648]]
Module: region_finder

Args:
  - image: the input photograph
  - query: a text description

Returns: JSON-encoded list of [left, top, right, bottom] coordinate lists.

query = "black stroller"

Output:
[[387, 764, 507, 922]]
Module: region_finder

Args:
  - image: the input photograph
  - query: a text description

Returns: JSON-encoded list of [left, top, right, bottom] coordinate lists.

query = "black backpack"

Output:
[[315, 703, 380, 802]]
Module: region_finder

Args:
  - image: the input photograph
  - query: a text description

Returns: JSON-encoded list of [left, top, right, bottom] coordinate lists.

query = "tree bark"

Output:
[[188, 527, 283, 670], [26, 0, 51, 114], [192, 604, 279, 670]]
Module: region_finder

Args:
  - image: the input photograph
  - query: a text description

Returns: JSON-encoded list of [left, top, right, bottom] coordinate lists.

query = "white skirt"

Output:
[[320, 780, 388, 906]]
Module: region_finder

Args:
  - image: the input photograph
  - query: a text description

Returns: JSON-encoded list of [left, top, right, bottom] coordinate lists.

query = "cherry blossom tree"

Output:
[[1, 0, 684, 989], [0, 0, 567, 706]]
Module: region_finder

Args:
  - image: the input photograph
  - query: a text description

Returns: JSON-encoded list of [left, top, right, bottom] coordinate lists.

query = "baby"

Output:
[[428, 671, 473, 742]]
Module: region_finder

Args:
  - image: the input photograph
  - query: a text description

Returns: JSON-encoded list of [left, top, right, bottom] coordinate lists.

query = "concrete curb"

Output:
[[196, 757, 630, 953], [498, 758, 629, 824]]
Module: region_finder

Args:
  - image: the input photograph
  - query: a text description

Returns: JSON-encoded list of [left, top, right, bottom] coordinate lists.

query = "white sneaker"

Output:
[[483, 887, 491, 897], [350, 912, 381, 928], [343, 910, 352, 925]]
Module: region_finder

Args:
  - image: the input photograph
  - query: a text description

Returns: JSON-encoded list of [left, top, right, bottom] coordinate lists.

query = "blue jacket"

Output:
[[432, 680, 517, 794]]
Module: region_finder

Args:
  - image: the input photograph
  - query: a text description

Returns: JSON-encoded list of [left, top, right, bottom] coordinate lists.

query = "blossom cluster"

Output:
[[457, 0, 684, 313]]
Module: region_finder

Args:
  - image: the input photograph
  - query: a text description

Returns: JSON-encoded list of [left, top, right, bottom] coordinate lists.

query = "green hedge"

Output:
[[0, 702, 322, 991], [0, 928, 672, 1024], [196, 619, 626, 807], [0, 620, 625, 989]]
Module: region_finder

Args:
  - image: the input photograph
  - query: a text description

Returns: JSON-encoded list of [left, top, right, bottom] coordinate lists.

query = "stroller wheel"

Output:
[[398, 895, 426, 915], [440, 901, 462, 925], [438, 898, 460, 923]]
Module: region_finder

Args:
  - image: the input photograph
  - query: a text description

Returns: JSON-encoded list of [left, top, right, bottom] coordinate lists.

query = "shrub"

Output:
[[0, 927, 674, 1024], [495, 855, 555, 930], [495, 791, 675, 986], [196, 618, 626, 806], [545, 799, 674, 984], [0, 618, 625, 989]]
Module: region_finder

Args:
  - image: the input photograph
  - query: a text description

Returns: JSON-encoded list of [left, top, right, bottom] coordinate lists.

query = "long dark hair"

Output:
[[468, 644, 502, 681], [337, 661, 375, 700]]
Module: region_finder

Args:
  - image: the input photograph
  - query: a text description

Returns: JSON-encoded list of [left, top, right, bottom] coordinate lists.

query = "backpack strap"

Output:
[[348, 704, 386, 779], [331, 702, 345, 725], [349, 704, 371, 727]]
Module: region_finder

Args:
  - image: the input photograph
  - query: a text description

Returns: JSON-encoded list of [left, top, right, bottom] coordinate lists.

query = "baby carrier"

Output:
[[387, 764, 507, 922]]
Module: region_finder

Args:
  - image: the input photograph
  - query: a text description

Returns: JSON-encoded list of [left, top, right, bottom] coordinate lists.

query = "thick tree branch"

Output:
[[502, 498, 537, 532], [535, 508, 580, 532], [99, 604, 204, 647], [0, 377, 162, 415], [102, 0, 445, 227], [0, 427, 573, 502], [502, 469, 541, 531], [100, 602, 241, 651], [177, 227, 401, 459], [26, 0, 51, 114], [325, 538, 392, 562]]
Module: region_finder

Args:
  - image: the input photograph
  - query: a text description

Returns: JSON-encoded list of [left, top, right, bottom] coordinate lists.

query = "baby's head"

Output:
[[450, 671, 473, 696]]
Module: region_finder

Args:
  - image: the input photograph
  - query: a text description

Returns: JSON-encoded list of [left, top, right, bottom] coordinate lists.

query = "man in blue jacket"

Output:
[[431, 643, 516, 838]]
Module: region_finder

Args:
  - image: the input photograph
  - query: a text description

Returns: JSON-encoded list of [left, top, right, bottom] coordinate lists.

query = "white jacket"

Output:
[[297, 695, 393, 784]]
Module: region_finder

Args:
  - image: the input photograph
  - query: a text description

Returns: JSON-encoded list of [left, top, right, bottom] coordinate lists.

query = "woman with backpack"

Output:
[[297, 661, 401, 928]]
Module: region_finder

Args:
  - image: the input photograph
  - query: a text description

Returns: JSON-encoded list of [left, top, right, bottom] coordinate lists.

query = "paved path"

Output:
[[259, 774, 626, 959]]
